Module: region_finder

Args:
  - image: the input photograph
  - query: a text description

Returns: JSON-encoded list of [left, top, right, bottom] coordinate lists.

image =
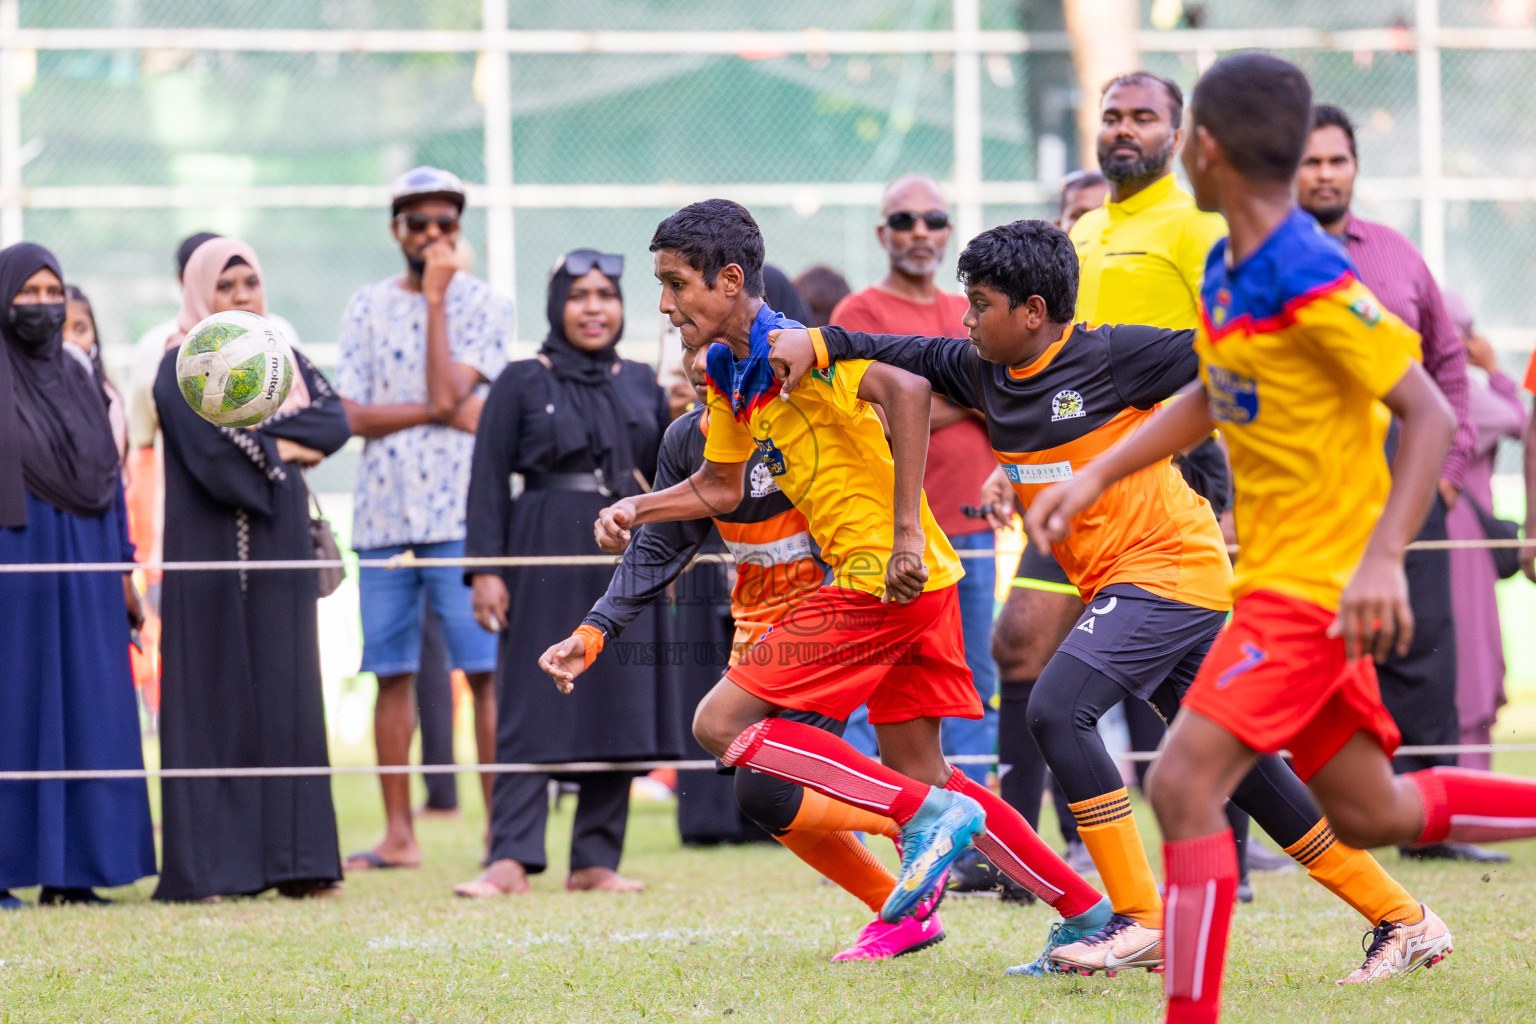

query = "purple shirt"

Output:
[[1339, 213, 1476, 489]]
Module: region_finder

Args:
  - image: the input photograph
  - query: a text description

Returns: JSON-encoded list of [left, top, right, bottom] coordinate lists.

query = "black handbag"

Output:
[[305, 477, 346, 598], [1467, 497, 1522, 580]]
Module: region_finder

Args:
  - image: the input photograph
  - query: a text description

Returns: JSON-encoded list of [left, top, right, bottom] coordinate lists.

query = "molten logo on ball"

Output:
[[175, 310, 295, 427]]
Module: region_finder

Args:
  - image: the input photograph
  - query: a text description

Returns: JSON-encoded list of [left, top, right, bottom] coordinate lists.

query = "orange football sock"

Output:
[[1070, 787, 1163, 928], [776, 829, 896, 914], [1284, 819, 1421, 926], [788, 788, 899, 839]]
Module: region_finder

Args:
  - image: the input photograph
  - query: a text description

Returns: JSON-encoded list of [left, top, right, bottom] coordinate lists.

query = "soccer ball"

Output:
[[175, 310, 295, 427]]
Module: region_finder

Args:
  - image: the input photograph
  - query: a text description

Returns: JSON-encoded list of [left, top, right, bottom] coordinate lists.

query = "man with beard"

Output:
[[1297, 107, 1495, 864], [334, 166, 511, 871], [829, 176, 1007, 895]]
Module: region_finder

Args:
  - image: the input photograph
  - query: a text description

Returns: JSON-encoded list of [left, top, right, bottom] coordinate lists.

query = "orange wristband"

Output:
[[573, 624, 605, 669], [808, 327, 831, 370]]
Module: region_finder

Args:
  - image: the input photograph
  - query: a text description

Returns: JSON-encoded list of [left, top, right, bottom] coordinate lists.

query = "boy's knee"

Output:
[[691, 701, 733, 759]]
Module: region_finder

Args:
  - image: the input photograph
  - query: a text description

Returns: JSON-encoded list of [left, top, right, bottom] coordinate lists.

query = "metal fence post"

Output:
[[1416, 0, 1445, 279], [952, 0, 983, 246], [482, 0, 515, 303]]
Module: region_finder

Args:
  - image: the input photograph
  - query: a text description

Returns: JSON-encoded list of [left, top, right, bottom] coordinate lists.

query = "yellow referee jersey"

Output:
[[1069, 173, 1228, 331]]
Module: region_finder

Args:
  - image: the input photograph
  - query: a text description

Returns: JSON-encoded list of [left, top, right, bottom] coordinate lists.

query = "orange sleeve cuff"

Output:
[[574, 624, 605, 669], [808, 327, 831, 370]]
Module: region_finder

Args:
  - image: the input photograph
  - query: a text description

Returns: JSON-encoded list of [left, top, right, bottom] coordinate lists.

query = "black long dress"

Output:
[[466, 351, 682, 872], [152, 349, 352, 901]]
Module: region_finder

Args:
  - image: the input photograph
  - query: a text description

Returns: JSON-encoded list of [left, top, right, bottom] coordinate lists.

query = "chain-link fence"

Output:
[[9, 0, 1536, 383]]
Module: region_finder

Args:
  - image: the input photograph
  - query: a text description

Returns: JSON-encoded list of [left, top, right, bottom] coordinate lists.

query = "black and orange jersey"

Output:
[[585, 403, 827, 652], [811, 324, 1232, 611]]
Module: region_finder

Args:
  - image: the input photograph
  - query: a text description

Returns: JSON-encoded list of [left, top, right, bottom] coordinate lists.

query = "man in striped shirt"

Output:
[[1298, 105, 1499, 864]]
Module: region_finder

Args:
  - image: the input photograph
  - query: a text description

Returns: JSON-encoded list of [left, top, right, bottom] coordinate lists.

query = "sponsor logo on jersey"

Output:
[[754, 437, 787, 476], [1206, 365, 1259, 425], [749, 462, 781, 498], [1002, 461, 1074, 485], [1051, 389, 1086, 421]]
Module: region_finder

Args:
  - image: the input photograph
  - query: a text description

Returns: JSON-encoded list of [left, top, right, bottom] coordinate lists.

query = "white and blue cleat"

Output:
[[1004, 896, 1114, 977], [881, 788, 985, 924]]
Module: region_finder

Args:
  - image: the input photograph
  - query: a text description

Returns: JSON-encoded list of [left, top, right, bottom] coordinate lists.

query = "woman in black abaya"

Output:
[[152, 237, 352, 902], [456, 251, 679, 897]]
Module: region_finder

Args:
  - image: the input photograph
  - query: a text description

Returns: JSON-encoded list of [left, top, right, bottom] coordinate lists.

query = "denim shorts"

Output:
[[357, 540, 499, 677]]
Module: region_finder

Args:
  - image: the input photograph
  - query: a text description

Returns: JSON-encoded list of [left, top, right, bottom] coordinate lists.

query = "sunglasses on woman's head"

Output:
[[564, 252, 625, 278], [396, 213, 461, 234], [885, 210, 950, 232]]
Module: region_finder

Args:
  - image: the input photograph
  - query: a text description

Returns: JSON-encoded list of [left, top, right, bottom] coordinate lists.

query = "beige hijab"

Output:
[[167, 237, 308, 412]]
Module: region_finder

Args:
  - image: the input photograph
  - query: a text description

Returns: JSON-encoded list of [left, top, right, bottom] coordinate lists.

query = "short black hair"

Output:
[[650, 199, 766, 297], [1058, 170, 1108, 216], [1311, 103, 1358, 159], [1190, 52, 1312, 185], [1102, 71, 1185, 128], [956, 220, 1078, 323]]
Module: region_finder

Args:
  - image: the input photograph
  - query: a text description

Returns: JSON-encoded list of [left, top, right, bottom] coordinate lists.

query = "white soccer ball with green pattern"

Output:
[[175, 310, 294, 427]]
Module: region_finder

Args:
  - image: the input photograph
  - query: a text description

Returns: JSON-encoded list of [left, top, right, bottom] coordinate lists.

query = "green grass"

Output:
[[4, 763, 1536, 1024]]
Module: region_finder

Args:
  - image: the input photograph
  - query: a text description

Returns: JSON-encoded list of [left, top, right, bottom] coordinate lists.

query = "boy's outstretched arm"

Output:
[[856, 361, 933, 604], [1026, 382, 1215, 550], [594, 459, 746, 552], [1330, 362, 1454, 663]]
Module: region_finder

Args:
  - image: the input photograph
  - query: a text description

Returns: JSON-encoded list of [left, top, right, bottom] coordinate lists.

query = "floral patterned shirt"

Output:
[[334, 273, 511, 551]]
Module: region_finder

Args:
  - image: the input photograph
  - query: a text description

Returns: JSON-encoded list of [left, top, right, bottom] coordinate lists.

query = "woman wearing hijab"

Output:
[[152, 238, 351, 902], [0, 243, 155, 910], [455, 250, 680, 898], [63, 285, 129, 468]]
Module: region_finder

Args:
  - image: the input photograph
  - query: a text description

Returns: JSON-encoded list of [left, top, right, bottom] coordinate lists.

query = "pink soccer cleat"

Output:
[[831, 910, 945, 961]]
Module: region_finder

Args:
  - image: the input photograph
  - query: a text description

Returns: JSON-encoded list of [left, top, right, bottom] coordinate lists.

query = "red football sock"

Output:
[[721, 719, 930, 824], [1163, 829, 1238, 1024], [944, 768, 1103, 918], [1409, 767, 1536, 844]]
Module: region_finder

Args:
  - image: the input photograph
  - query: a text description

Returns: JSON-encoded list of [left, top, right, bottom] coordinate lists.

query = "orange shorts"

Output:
[[725, 584, 980, 725], [1183, 589, 1401, 782]]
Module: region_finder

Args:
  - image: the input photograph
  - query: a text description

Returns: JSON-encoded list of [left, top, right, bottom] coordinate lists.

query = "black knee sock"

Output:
[[998, 679, 1048, 830]]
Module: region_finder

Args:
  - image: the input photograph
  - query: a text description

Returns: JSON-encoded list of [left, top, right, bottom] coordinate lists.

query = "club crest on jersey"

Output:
[[754, 437, 787, 476], [811, 366, 834, 385], [749, 461, 781, 498], [1349, 295, 1382, 327], [1206, 365, 1259, 425], [1051, 390, 1085, 422], [1210, 288, 1232, 328]]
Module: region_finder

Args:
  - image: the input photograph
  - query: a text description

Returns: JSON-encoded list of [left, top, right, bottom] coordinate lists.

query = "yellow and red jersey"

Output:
[[810, 324, 1232, 611], [1196, 208, 1421, 611], [702, 305, 963, 600]]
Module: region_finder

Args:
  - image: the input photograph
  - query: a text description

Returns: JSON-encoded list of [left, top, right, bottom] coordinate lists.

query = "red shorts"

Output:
[[1183, 589, 1401, 782], [726, 584, 980, 725]]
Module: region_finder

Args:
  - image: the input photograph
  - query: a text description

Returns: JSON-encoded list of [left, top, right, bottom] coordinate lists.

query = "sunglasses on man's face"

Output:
[[885, 210, 950, 232], [396, 213, 461, 234], [564, 251, 625, 278]]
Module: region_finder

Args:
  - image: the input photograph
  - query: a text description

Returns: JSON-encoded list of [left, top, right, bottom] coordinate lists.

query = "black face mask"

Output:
[[8, 302, 65, 352]]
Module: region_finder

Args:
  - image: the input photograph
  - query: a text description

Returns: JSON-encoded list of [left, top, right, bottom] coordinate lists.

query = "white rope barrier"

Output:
[[4, 744, 1534, 781], [1, 536, 1530, 574], [0, 549, 999, 574]]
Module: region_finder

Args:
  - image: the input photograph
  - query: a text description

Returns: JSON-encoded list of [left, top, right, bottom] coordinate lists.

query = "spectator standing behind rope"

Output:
[[63, 285, 128, 468], [1441, 291, 1525, 771], [152, 238, 352, 902], [829, 175, 1000, 791], [456, 250, 680, 898], [0, 242, 155, 910], [334, 167, 510, 872], [1297, 105, 1495, 864]]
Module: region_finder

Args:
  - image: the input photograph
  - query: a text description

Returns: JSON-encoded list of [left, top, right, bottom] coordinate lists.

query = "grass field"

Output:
[[4, 758, 1536, 1024]]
